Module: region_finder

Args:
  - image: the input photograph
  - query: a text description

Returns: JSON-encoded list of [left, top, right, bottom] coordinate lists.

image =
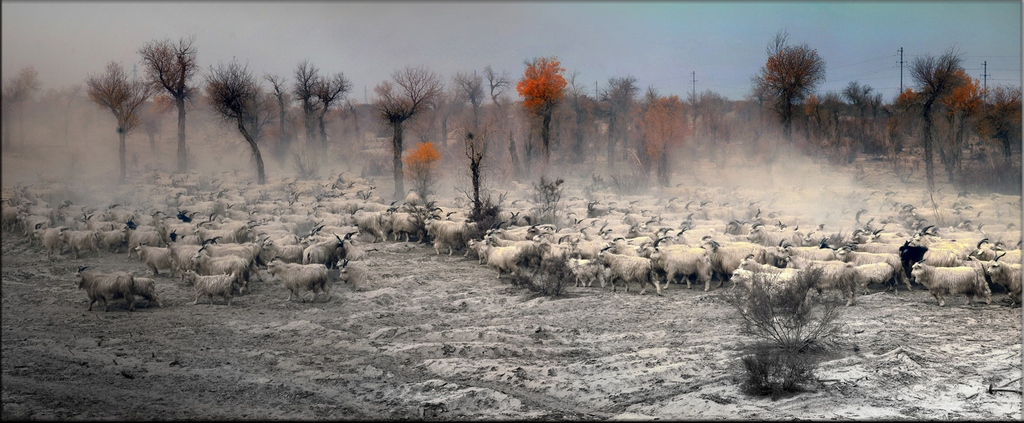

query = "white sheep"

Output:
[[700, 236, 766, 285], [787, 256, 857, 306], [183, 270, 239, 306], [135, 245, 177, 276], [168, 242, 203, 282], [851, 262, 901, 295], [567, 257, 605, 288], [260, 238, 305, 264], [425, 218, 474, 256], [267, 260, 331, 302], [649, 244, 714, 291], [983, 257, 1022, 305], [835, 247, 909, 291], [97, 227, 129, 253], [76, 268, 137, 312], [598, 248, 661, 295], [127, 276, 164, 308], [60, 229, 99, 259], [127, 229, 164, 258], [910, 262, 991, 307], [191, 246, 252, 293], [352, 210, 386, 242], [37, 226, 68, 258], [485, 245, 524, 279]]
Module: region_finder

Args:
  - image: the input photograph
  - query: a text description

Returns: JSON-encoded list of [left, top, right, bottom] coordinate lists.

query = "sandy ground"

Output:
[[2, 144, 1022, 420]]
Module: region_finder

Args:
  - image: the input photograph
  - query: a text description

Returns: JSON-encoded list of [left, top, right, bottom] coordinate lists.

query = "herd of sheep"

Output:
[[2, 167, 1022, 313]]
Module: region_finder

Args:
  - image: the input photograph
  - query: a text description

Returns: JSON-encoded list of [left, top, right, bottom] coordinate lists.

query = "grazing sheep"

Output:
[[851, 262, 901, 295], [184, 270, 239, 306], [98, 227, 129, 253], [835, 247, 909, 291], [267, 260, 331, 302], [598, 248, 661, 295], [191, 246, 252, 293], [37, 225, 68, 258], [260, 238, 305, 264], [485, 244, 525, 279], [983, 256, 1022, 305], [136, 245, 177, 276], [567, 257, 605, 288], [128, 276, 164, 308], [788, 256, 858, 306], [127, 228, 164, 258], [648, 242, 714, 291], [337, 259, 366, 289], [60, 229, 99, 259], [910, 262, 990, 307], [168, 242, 203, 282], [425, 218, 475, 256], [76, 267, 136, 312], [352, 210, 386, 242], [700, 236, 766, 285]]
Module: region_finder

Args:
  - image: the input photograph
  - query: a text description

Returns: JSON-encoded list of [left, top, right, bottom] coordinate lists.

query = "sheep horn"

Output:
[[873, 228, 883, 235], [743, 254, 755, 260], [653, 236, 671, 249], [995, 252, 1006, 262], [977, 238, 989, 249], [557, 235, 569, 244], [77, 266, 89, 273]]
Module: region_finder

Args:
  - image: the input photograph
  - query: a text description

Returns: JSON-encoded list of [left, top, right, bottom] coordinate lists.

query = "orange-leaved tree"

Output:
[[640, 94, 688, 186], [976, 85, 1021, 158], [516, 56, 567, 167], [404, 141, 441, 201], [939, 69, 981, 182]]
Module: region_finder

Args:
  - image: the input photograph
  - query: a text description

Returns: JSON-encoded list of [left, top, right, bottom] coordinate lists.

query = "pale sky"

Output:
[[2, 1, 1021, 102]]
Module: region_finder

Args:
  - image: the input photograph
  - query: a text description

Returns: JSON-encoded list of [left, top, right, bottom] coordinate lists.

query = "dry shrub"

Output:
[[957, 154, 1021, 195], [509, 245, 568, 297], [723, 268, 847, 399], [292, 142, 321, 180], [530, 176, 563, 226]]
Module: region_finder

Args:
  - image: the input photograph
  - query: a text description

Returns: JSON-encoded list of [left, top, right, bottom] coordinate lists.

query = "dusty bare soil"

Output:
[[2, 229, 1022, 420]]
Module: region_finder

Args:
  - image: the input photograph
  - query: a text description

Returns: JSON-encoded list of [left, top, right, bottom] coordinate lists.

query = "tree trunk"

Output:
[[391, 121, 404, 199], [606, 115, 617, 170], [318, 113, 328, 151], [237, 118, 266, 185], [509, 134, 521, 180], [118, 127, 127, 184], [658, 147, 670, 187], [541, 112, 552, 168], [922, 103, 936, 191], [176, 98, 188, 173]]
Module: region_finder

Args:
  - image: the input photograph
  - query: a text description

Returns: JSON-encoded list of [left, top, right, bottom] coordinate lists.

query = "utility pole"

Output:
[[364, 85, 367, 104], [595, 81, 598, 98], [898, 47, 904, 94], [691, 71, 696, 101], [981, 61, 990, 97]]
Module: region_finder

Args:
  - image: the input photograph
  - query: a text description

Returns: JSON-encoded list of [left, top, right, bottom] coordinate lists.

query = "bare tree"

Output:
[[453, 71, 484, 129], [293, 60, 321, 144], [86, 62, 154, 183], [373, 66, 443, 199], [484, 65, 511, 106], [2, 67, 42, 150], [312, 72, 352, 149], [205, 60, 267, 185], [565, 70, 592, 164], [601, 76, 639, 169], [264, 73, 291, 161], [753, 30, 826, 147], [910, 48, 964, 191], [139, 35, 198, 173]]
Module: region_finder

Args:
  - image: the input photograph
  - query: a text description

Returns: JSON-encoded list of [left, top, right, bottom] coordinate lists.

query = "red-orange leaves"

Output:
[[516, 57, 567, 114]]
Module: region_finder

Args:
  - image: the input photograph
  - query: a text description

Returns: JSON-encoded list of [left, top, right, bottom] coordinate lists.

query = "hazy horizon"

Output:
[[2, 1, 1021, 103]]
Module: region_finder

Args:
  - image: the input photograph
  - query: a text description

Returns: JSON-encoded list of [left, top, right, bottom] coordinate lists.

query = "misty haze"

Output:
[[2, 2, 1021, 420]]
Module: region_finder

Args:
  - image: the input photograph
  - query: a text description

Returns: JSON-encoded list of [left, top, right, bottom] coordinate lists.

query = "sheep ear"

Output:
[[77, 266, 88, 273]]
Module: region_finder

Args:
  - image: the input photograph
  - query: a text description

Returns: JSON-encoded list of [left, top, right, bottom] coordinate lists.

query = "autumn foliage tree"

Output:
[[754, 30, 826, 147], [939, 69, 981, 182], [640, 93, 688, 186], [976, 85, 1022, 158], [516, 56, 567, 168], [374, 66, 443, 199], [403, 141, 441, 201], [86, 62, 154, 183]]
